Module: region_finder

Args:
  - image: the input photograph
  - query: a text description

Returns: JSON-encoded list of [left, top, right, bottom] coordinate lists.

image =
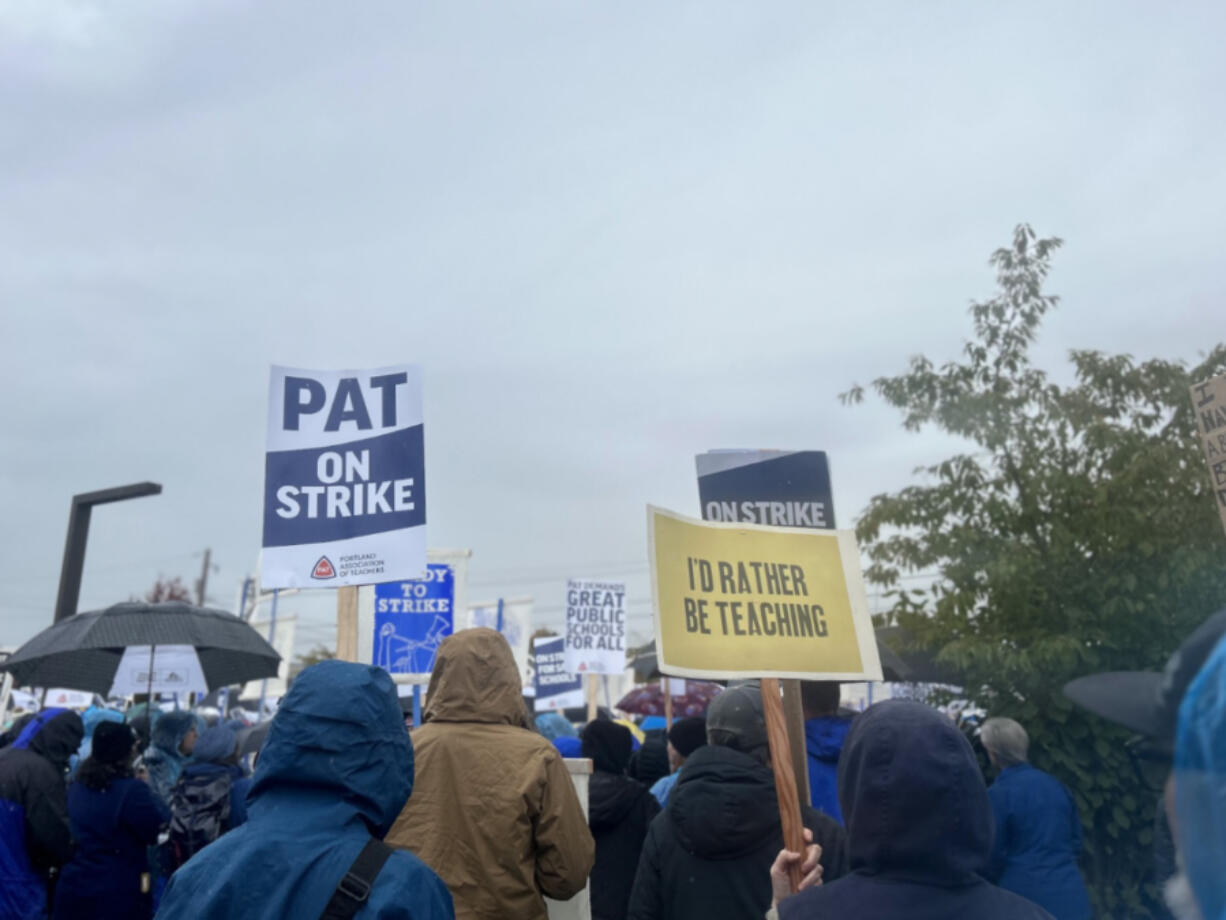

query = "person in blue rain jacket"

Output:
[[981, 717, 1091, 920], [140, 711, 197, 808], [53, 721, 169, 920], [155, 660, 453, 920], [0, 708, 84, 920], [800, 682, 852, 824]]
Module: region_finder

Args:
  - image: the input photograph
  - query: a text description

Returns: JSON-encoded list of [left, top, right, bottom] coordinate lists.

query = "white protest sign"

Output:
[[261, 364, 426, 589], [109, 646, 208, 698], [563, 579, 626, 675]]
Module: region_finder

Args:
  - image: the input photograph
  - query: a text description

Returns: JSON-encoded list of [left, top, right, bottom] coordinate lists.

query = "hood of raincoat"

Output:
[[192, 725, 238, 764], [583, 719, 633, 775], [1176, 633, 1226, 920], [151, 709, 197, 754], [668, 743, 782, 859], [805, 715, 851, 763], [423, 627, 530, 727], [13, 708, 84, 771], [839, 700, 992, 883], [249, 659, 413, 838]]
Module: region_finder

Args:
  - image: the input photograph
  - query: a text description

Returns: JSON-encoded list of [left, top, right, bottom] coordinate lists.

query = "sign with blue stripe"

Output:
[[261, 364, 427, 588]]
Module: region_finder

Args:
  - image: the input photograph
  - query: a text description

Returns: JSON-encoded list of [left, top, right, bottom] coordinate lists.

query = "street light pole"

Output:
[[53, 482, 163, 623]]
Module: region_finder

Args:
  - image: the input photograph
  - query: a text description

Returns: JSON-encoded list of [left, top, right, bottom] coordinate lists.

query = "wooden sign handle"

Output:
[[663, 676, 673, 728], [336, 586, 358, 662], [761, 677, 805, 893], [586, 674, 598, 722]]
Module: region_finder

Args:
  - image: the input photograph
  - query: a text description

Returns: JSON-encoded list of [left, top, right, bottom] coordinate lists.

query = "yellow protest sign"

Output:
[[648, 505, 882, 681]]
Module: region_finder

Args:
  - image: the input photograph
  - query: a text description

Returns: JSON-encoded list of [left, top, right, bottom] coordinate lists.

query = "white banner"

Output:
[[564, 579, 626, 675], [261, 364, 427, 589], [110, 645, 208, 698]]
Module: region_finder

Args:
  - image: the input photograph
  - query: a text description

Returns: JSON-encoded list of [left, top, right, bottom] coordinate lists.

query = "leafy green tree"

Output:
[[844, 224, 1226, 916]]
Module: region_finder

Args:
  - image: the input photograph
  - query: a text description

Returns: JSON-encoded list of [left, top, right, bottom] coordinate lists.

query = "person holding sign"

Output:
[[626, 684, 847, 920], [774, 701, 1051, 920]]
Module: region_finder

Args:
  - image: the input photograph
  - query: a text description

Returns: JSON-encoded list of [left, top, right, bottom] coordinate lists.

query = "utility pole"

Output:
[[195, 548, 213, 606]]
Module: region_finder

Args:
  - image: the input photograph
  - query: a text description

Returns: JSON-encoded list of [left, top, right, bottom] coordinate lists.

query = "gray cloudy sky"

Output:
[[2, 1, 1223, 653]]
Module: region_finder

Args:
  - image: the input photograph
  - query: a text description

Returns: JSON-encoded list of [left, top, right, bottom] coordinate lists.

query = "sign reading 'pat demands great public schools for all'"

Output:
[[648, 505, 882, 681], [1191, 373, 1226, 538], [262, 364, 426, 589], [563, 579, 626, 675]]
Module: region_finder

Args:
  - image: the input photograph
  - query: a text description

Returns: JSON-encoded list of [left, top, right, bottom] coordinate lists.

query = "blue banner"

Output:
[[374, 563, 454, 674]]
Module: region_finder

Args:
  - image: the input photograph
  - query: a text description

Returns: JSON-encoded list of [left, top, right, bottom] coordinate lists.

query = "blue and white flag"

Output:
[[261, 364, 426, 588]]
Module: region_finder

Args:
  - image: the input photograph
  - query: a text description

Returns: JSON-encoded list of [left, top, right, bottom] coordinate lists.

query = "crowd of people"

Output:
[[1, 614, 1225, 919]]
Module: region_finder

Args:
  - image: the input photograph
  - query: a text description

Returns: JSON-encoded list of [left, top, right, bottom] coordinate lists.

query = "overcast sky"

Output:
[[2, 1, 1223, 653]]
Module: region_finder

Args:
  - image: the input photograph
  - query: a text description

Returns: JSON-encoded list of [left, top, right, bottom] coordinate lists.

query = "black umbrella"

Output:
[[0, 601, 281, 696]]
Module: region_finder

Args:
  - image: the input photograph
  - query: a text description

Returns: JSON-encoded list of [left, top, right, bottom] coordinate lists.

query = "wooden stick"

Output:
[[336, 586, 358, 662], [663, 676, 673, 728], [586, 673, 598, 722], [781, 679, 811, 808], [761, 677, 805, 894]]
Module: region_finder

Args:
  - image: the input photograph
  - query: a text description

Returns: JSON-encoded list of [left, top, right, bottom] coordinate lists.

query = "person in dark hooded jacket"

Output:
[[0, 708, 84, 920], [155, 660, 453, 920], [775, 700, 1053, 920], [163, 724, 252, 869], [584, 720, 661, 920], [627, 684, 847, 920], [53, 721, 169, 920]]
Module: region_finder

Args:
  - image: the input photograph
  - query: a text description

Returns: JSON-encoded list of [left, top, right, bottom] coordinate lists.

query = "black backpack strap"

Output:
[[318, 838, 394, 920]]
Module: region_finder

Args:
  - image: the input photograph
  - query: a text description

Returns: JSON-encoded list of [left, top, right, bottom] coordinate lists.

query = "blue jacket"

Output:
[[648, 771, 678, 807], [0, 709, 83, 920], [155, 661, 453, 920], [53, 776, 169, 920], [987, 764, 1091, 920], [1176, 631, 1226, 920], [780, 701, 1052, 920], [804, 716, 851, 824]]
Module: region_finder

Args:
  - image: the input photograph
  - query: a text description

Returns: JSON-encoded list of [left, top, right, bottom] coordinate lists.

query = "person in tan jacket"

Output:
[[386, 627, 595, 919]]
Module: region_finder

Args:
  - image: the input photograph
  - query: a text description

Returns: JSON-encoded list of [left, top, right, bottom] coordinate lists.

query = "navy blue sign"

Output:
[[534, 635, 583, 710], [264, 425, 426, 548], [374, 563, 453, 674], [696, 450, 836, 529]]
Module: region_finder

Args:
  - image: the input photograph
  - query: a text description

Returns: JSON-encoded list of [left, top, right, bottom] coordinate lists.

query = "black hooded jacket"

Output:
[[584, 719, 661, 920], [778, 700, 1054, 920], [627, 744, 847, 920], [0, 708, 84, 918], [589, 772, 661, 920]]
